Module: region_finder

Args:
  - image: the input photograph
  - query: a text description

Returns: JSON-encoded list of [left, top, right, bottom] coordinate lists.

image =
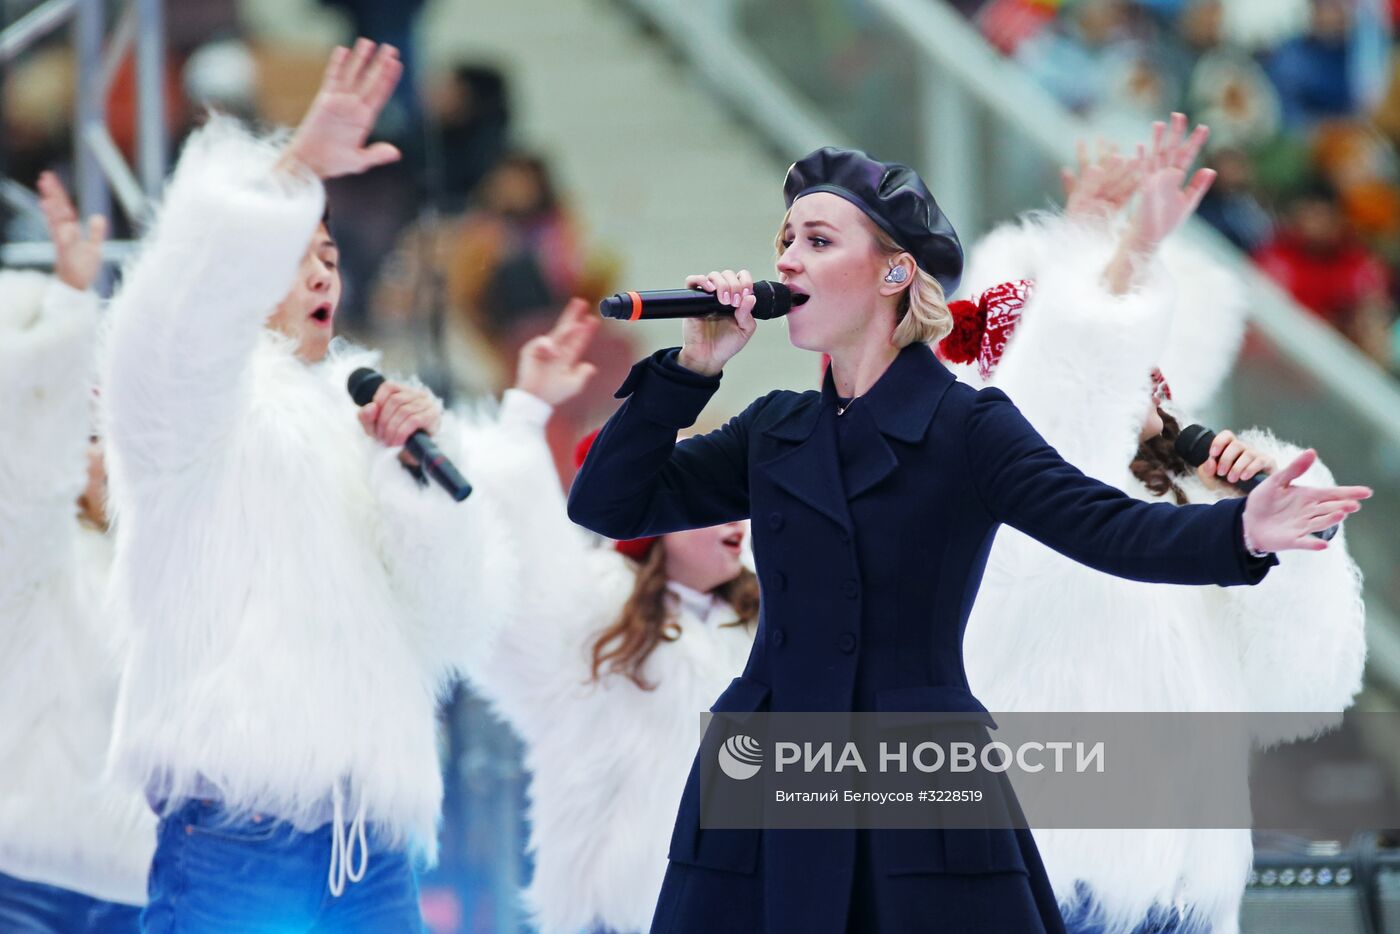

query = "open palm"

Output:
[[1126, 164, 1214, 254], [1243, 449, 1371, 552], [284, 40, 403, 179], [517, 298, 600, 406], [38, 170, 106, 291]]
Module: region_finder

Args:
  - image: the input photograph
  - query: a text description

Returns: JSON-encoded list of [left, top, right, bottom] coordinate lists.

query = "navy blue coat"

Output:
[[567, 344, 1273, 934]]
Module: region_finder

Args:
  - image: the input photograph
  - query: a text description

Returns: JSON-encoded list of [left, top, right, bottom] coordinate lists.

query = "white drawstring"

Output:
[[328, 783, 369, 897]]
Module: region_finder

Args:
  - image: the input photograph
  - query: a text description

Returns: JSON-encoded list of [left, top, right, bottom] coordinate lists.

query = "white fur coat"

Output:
[[957, 217, 1367, 934], [462, 390, 756, 934], [101, 119, 512, 860], [0, 273, 156, 905]]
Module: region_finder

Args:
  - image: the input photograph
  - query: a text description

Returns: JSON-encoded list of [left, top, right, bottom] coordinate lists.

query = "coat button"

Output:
[[838, 632, 857, 654], [771, 627, 787, 647], [838, 530, 850, 545], [770, 571, 787, 593], [842, 579, 859, 599], [768, 512, 785, 532]]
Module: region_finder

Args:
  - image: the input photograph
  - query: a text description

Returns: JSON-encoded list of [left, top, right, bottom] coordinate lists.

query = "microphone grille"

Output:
[[347, 367, 385, 407], [752, 281, 792, 320], [1174, 423, 1216, 468]]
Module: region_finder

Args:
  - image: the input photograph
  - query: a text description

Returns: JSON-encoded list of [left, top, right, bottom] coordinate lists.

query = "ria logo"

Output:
[[718, 734, 763, 780]]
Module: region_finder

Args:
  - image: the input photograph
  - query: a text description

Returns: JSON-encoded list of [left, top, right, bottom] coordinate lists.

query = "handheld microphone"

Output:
[[598, 281, 805, 321], [1175, 423, 1336, 541], [347, 368, 472, 502]]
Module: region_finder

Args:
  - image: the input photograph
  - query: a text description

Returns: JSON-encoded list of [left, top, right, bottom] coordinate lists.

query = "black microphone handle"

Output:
[[599, 281, 794, 321], [348, 367, 472, 502], [405, 430, 472, 502], [1176, 423, 1337, 540]]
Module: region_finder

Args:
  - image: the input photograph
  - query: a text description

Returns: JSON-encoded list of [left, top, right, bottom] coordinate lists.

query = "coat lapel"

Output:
[[758, 345, 957, 524], [759, 395, 854, 534]]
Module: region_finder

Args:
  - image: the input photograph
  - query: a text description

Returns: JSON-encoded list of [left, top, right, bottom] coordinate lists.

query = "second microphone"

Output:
[[599, 281, 806, 321]]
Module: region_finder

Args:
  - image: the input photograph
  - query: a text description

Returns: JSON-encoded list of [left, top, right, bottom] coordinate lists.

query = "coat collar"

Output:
[[758, 344, 956, 528], [763, 343, 955, 445]]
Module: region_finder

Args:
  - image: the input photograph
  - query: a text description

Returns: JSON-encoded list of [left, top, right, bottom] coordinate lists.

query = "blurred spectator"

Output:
[[977, 0, 1065, 55], [1313, 122, 1400, 243], [1159, 1, 1282, 148], [1186, 50, 1282, 147], [1266, 0, 1363, 129], [1197, 146, 1275, 251], [445, 154, 584, 340], [371, 153, 585, 392], [2, 45, 74, 196], [1218, 0, 1311, 49], [1254, 180, 1397, 367], [1015, 0, 1136, 113], [425, 65, 512, 211], [317, 0, 426, 141], [182, 38, 259, 123]]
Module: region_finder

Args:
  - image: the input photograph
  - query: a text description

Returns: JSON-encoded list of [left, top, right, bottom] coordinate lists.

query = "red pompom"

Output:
[[939, 299, 988, 364]]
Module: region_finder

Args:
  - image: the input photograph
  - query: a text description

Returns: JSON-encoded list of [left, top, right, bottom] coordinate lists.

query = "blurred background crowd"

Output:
[[968, 0, 1400, 376]]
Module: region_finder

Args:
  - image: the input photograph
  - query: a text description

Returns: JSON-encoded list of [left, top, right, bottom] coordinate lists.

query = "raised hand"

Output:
[[37, 171, 107, 292], [1063, 139, 1147, 223], [516, 297, 601, 407], [1146, 112, 1210, 176], [1241, 449, 1372, 552], [677, 269, 758, 377], [1123, 114, 1215, 255], [280, 39, 403, 180]]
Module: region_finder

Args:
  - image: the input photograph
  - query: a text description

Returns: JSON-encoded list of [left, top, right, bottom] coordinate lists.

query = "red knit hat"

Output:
[[936, 279, 1034, 380], [937, 278, 1172, 403], [574, 429, 659, 561]]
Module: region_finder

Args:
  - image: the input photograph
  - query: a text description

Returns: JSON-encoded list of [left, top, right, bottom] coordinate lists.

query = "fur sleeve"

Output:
[[0, 275, 99, 593], [1212, 430, 1366, 742], [370, 407, 514, 684], [1154, 237, 1247, 413], [971, 215, 1173, 481], [369, 389, 624, 697], [102, 116, 324, 479], [446, 390, 633, 731]]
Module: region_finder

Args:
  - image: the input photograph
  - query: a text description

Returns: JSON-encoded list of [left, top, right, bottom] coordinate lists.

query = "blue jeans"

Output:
[[0, 870, 141, 933], [1061, 883, 1210, 934], [142, 800, 423, 933]]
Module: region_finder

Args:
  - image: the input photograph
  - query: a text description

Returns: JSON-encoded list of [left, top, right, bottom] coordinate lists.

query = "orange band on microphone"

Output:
[[627, 291, 643, 321]]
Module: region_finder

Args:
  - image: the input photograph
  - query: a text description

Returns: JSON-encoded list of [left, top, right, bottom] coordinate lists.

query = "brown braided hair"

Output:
[[1130, 408, 1193, 505], [590, 542, 760, 691]]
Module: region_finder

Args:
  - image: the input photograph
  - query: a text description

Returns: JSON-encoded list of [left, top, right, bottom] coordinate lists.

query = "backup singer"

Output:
[[954, 119, 1366, 934], [102, 41, 505, 930], [0, 174, 154, 932]]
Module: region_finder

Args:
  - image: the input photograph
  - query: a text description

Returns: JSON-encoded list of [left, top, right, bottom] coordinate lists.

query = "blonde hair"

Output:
[[775, 208, 952, 349]]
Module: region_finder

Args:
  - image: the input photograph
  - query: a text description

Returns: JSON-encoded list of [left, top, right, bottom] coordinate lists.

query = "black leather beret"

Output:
[[783, 147, 963, 295]]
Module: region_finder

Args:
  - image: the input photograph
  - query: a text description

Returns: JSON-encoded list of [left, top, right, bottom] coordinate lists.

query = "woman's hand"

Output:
[[1241, 450, 1371, 552], [279, 39, 403, 180], [1122, 113, 1215, 255], [516, 297, 600, 407], [38, 171, 106, 292], [676, 269, 758, 376], [1063, 139, 1146, 224], [1102, 115, 1215, 295], [358, 381, 443, 464], [1196, 429, 1275, 493]]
